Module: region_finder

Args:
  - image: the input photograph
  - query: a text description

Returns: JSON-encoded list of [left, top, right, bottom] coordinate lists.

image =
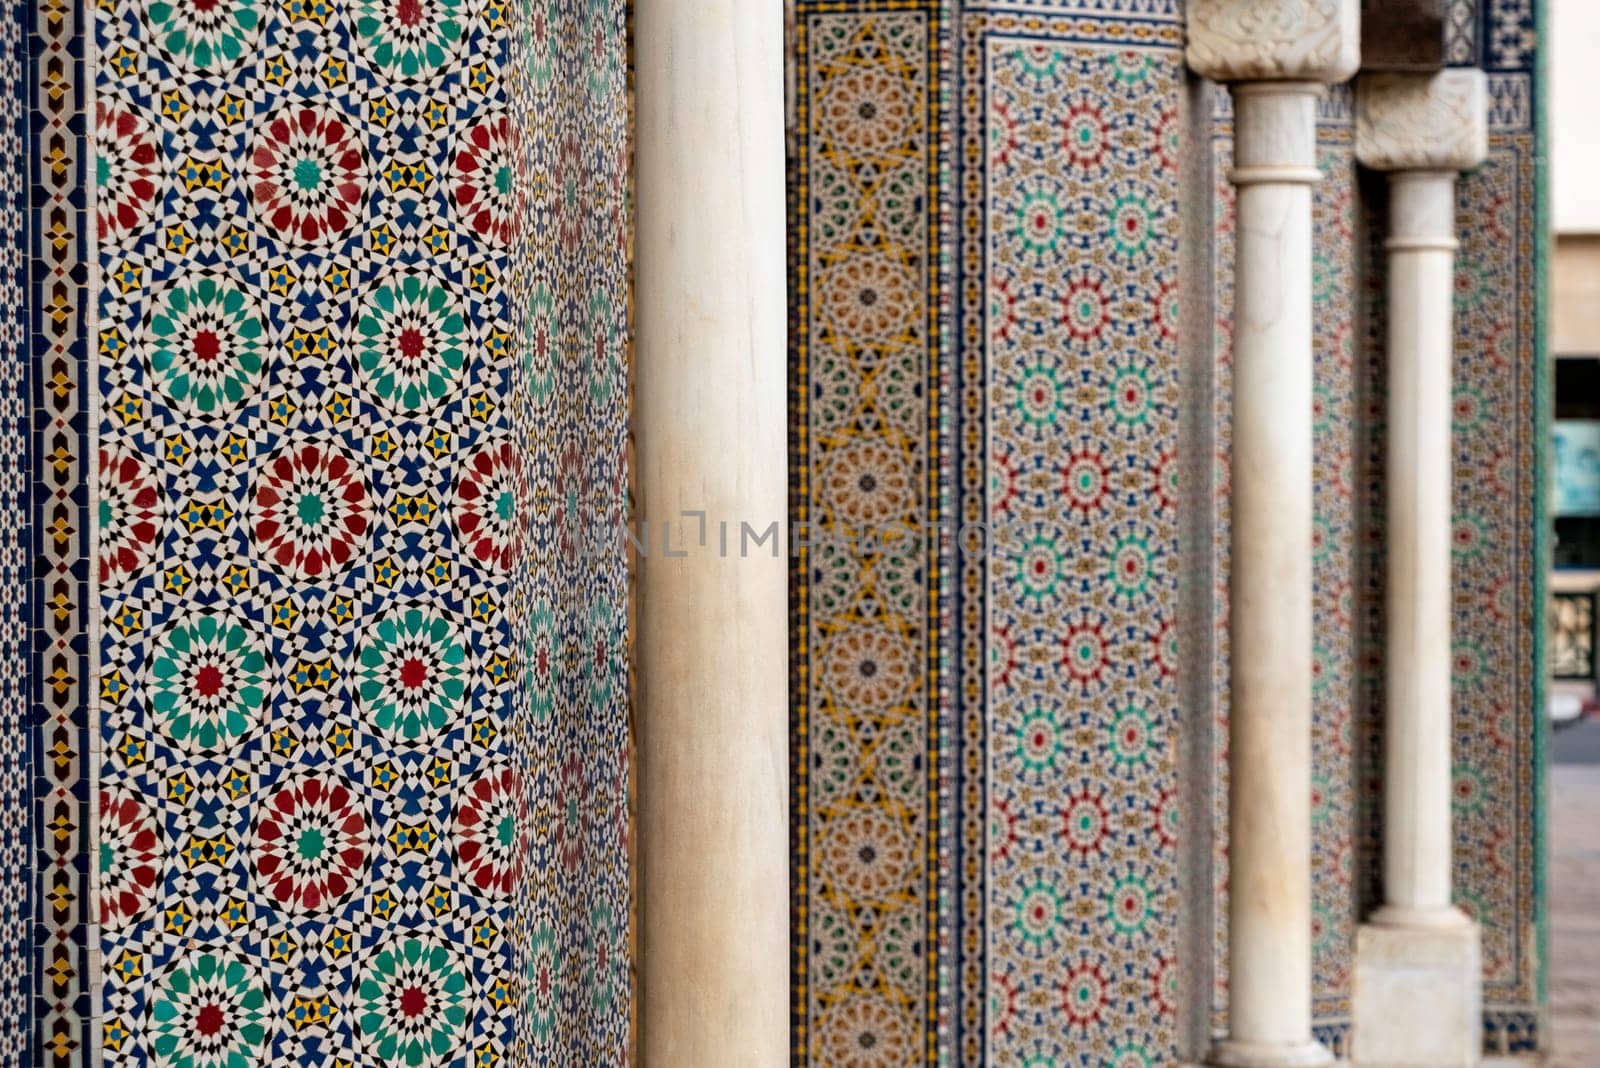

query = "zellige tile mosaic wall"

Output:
[[88, 0, 631, 1062], [790, 3, 1191, 1063]]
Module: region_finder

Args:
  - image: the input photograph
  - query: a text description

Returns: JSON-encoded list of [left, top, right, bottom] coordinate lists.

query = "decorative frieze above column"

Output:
[[1352, 67, 1488, 1068], [1188, 3, 1358, 1067], [1357, 69, 1488, 173], [1188, 0, 1360, 84]]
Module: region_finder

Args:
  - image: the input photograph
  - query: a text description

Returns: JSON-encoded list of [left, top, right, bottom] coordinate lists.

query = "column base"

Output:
[[1207, 1039, 1336, 1068], [1353, 913, 1482, 1067]]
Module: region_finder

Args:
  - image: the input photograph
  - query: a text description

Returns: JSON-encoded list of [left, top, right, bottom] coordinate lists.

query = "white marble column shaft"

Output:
[[1380, 168, 1461, 924], [633, 1, 788, 1064], [1188, 3, 1358, 1064], [1219, 79, 1332, 1068], [1352, 68, 1487, 1068]]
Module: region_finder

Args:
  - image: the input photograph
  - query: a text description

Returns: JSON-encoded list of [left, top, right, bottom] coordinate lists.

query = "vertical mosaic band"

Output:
[[29, 0, 92, 1051], [960, 10, 1184, 1064], [504, 0, 631, 1063], [93, 0, 525, 1051], [790, 4, 947, 1064], [0, 0, 28, 1057], [1452, 86, 1542, 1057]]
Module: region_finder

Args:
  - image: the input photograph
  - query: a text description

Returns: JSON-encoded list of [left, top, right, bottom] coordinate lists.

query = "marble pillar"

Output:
[[1353, 68, 1488, 1068], [633, 1, 789, 1064], [1188, 3, 1359, 1065]]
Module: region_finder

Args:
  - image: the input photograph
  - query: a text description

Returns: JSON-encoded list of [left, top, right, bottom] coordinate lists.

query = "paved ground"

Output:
[[1553, 716, 1600, 764], [1549, 740, 1600, 1067]]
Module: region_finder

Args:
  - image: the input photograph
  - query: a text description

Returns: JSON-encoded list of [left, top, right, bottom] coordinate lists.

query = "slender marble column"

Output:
[[633, 1, 788, 1064], [1188, 3, 1358, 1064], [1378, 166, 1468, 926], [1353, 69, 1487, 1068]]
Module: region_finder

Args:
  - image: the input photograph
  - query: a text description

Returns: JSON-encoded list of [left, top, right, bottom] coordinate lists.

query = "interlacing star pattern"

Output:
[[94, 0, 630, 1063]]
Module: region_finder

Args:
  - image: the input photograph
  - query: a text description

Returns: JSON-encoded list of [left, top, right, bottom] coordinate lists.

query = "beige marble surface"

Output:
[[1375, 169, 1461, 924], [633, 0, 789, 1063], [1353, 921, 1482, 1067], [1355, 70, 1488, 174]]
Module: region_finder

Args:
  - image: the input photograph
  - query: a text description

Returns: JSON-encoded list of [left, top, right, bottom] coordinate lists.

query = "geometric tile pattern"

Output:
[[967, 23, 1184, 1064], [965, 25, 1183, 1067], [1447, 127, 1542, 1055], [960, 8, 1182, 1064], [790, 9, 940, 1067], [1207, 99, 1236, 1042], [89, 0, 632, 1054], [502, 0, 630, 1063], [86, 0, 633, 1063], [0, 0, 27, 1057], [1416, 0, 1545, 1052], [1306, 119, 1361, 1045], [791, 3, 1188, 1064], [29, 0, 93, 1053]]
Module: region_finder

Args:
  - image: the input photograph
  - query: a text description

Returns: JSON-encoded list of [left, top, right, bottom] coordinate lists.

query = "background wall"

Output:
[[1550, 0, 1598, 235]]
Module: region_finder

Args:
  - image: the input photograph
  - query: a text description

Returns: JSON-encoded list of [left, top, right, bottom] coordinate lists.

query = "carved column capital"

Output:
[[1187, 0, 1360, 84], [1356, 68, 1488, 172]]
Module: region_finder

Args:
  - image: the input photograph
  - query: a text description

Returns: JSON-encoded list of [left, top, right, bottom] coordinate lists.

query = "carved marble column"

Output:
[[1188, 3, 1358, 1065], [1353, 69, 1487, 1068], [634, 0, 789, 1063]]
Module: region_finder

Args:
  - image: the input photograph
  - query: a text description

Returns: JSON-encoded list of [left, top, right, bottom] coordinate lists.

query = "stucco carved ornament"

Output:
[[1356, 68, 1489, 172], [1188, 0, 1360, 84]]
